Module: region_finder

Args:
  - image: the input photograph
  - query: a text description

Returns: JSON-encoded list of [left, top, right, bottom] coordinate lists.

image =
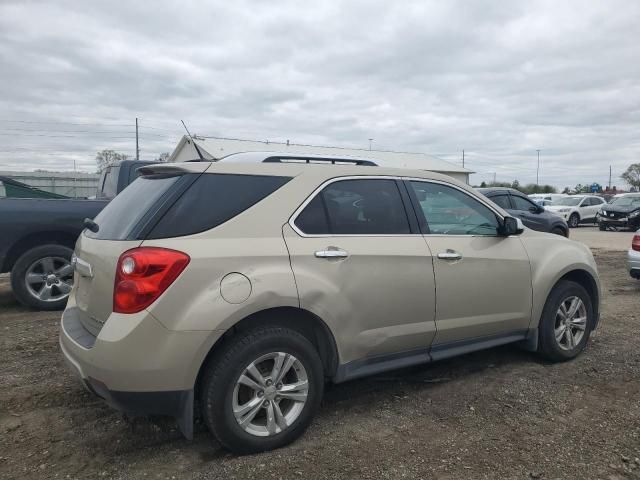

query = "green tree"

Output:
[[621, 163, 640, 189], [96, 150, 128, 172], [480, 181, 487, 188], [562, 186, 570, 194]]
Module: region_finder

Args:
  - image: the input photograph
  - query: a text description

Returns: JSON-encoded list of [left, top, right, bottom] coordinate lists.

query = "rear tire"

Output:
[[10, 244, 74, 311], [568, 213, 580, 228], [200, 326, 324, 454], [598, 224, 606, 231], [537, 280, 594, 362]]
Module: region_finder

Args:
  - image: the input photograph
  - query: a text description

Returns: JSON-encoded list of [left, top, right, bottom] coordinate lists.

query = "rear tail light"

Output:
[[633, 235, 640, 252], [114, 247, 190, 314]]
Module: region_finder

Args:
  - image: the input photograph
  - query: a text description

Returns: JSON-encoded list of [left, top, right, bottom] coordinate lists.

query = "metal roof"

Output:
[[169, 136, 473, 174]]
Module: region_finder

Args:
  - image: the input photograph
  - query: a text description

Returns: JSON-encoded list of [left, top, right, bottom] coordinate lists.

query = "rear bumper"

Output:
[[60, 306, 223, 438]]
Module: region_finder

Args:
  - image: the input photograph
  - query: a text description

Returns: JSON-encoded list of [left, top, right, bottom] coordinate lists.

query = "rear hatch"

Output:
[[73, 163, 209, 335]]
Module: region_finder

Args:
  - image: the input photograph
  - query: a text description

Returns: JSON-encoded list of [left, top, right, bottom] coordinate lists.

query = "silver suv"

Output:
[[60, 153, 600, 453]]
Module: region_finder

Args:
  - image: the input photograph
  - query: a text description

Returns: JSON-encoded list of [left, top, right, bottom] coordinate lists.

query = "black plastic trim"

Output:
[[86, 377, 194, 440], [333, 330, 530, 383], [263, 155, 377, 166]]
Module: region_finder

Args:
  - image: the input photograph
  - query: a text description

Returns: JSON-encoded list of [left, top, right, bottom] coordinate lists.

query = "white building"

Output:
[[169, 136, 473, 184]]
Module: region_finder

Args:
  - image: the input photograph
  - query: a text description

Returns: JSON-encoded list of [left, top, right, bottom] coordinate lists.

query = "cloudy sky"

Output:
[[0, 0, 639, 188]]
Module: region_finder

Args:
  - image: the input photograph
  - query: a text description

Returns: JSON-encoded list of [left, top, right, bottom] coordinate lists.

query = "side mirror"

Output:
[[499, 216, 524, 236], [530, 205, 544, 214]]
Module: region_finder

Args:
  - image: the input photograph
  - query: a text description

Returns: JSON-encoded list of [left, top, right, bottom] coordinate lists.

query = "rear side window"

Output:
[[87, 175, 180, 240], [146, 174, 291, 239], [489, 194, 512, 210], [294, 179, 411, 235]]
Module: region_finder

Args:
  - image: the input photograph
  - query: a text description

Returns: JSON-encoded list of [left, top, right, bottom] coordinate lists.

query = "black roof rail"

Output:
[[262, 155, 377, 166]]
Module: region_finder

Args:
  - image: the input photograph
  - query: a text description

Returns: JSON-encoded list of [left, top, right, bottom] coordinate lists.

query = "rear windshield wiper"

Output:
[[83, 218, 100, 233]]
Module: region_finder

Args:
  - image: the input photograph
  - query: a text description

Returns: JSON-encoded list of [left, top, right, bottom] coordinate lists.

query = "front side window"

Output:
[[511, 194, 537, 212], [410, 181, 500, 236], [294, 179, 411, 235]]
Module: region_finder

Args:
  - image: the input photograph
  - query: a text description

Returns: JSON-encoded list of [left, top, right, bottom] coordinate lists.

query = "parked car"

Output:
[[545, 195, 606, 228], [61, 153, 600, 454], [629, 230, 640, 279], [597, 193, 640, 231], [0, 160, 153, 310], [477, 187, 569, 236], [528, 193, 567, 205]]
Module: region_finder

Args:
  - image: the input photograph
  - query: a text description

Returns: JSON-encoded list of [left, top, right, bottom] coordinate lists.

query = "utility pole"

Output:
[[135, 117, 140, 161], [368, 138, 373, 150], [536, 149, 541, 185], [73, 159, 77, 199], [493, 172, 496, 184], [609, 165, 612, 190], [462, 149, 465, 168]]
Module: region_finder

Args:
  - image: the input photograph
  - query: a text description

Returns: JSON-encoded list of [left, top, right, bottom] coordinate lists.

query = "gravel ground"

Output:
[[1, 247, 639, 480]]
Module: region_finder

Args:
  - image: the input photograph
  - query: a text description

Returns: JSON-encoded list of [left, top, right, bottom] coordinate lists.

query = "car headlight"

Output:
[[601, 211, 607, 216], [630, 210, 640, 218], [558, 208, 570, 213]]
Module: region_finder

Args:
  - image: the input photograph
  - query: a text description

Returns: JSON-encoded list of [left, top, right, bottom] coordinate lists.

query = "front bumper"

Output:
[[628, 248, 640, 279], [60, 306, 222, 438], [598, 215, 640, 230]]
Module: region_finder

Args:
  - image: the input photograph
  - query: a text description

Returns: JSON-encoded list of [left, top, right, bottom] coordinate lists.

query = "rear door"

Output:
[[406, 180, 532, 352], [283, 177, 437, 366]]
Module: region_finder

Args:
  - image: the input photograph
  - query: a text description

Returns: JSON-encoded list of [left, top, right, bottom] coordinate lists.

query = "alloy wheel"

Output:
[[232, 352, 309, 437], [554, 296, 587, 351], [25, 256, 74, 303]]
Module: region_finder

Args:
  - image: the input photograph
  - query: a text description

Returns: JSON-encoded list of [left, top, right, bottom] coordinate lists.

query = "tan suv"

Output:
[[60, 153, 600, 453]]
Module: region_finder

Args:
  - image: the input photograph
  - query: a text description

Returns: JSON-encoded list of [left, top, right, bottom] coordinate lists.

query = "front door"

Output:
[[406, 180, 532, 353], [283, 177, 437, 366]]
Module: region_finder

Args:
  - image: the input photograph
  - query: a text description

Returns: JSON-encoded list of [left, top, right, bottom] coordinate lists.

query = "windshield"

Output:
[[610, 195, 640, 208], [86, 175, 181, 240], [552, 197, 583, 206]]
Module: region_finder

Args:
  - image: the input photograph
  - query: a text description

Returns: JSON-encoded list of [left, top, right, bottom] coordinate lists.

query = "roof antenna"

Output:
[[180, 120, 205, 161]]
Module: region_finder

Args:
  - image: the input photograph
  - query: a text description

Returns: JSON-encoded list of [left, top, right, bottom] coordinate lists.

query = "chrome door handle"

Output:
[[437, 251, 462, 261], [315, 249, 349, 259]]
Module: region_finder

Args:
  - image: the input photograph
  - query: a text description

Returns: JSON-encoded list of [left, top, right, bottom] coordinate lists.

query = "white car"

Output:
[[529, 194, 568, 206], [545, 195, 606, 228]]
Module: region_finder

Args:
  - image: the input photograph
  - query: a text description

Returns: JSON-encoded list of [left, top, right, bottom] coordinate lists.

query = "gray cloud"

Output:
[[0, 0, 638, 188]]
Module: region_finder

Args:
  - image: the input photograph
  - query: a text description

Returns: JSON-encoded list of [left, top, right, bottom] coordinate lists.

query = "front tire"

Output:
[[598, 224, 606, 231], [551, 227, 567, 237], [537, 280, 594, 362], [200, 326, 324, 454], [568, 213, 580, 228], [10, 244, 74, 311]]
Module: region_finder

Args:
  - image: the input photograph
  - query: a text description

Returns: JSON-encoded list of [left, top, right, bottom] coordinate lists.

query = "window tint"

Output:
[[294, 195, 329, 234], [294, 179, 410, 235], [511, 194, 537, 211], [489, 194, 512, 210], [410, 181, 500, 235], [147, 174, 291, 239], [87, 175, 180, 240]]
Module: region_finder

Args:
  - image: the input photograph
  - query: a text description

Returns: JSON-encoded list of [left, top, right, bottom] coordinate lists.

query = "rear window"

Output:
[[86, 175, 180, 240], [146, 173, 291, 239]]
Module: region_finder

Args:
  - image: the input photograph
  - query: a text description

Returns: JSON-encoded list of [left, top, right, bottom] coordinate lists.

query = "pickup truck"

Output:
[[0, 161, 154, 310]]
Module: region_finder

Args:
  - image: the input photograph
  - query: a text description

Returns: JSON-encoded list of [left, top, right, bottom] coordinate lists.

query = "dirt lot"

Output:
[[1, 237, 639, 479]]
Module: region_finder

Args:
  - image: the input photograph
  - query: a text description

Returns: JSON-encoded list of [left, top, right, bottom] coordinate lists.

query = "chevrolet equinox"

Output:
[[60, 152, 600, 453]]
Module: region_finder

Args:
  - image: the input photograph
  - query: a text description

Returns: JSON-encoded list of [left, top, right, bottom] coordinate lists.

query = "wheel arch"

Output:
[[3, 231, 77, 273], [556, 269, 600, 327], [195, 306, 340, 395]]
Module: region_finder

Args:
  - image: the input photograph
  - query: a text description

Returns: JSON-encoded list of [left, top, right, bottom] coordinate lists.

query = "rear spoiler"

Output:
[[137, 163, 210, 176]]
